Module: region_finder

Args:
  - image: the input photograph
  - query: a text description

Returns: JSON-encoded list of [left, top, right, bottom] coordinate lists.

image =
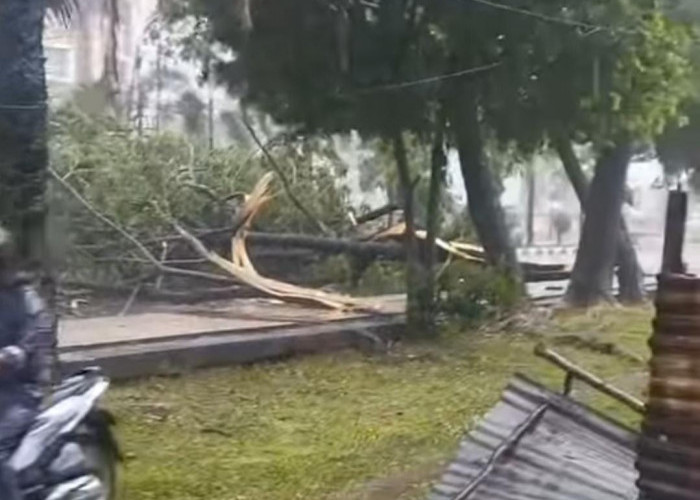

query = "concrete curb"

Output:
[[59, 314, 405, 380]]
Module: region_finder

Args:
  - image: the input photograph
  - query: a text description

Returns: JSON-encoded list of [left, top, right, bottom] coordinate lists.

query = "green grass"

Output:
[[107, 305, 653, 500]]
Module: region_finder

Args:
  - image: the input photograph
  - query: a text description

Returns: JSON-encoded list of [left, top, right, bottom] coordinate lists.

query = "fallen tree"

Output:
[[54, 164, 571, 314], [168, 173, 381, 311]]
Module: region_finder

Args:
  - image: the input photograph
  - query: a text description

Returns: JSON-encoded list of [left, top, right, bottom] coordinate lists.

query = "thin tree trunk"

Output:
[[616, 222, 644, 302], [207, 56, 215, 150], [101, 0, 120, 111], [554, 136, 644, 303], [155, 5, 163, 131], [0, 0, 50, 272], [565, 141, 633, 307], [526, 164, 535, 246], [446, 80, 522, 283], [420, 121, 446, 333], [392, 132, 426, 336]]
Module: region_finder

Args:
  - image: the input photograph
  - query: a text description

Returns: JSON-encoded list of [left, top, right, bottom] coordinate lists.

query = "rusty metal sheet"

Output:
[[429, 375, 639, 500], [637, 273, 700, 500]]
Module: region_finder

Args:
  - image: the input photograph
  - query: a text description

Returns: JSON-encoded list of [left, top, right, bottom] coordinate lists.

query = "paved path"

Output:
[[59, 295, 406, 349]]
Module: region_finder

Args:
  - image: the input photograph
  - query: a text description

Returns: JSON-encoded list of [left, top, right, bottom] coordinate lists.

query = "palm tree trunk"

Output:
[[0, 0, 50, 272]]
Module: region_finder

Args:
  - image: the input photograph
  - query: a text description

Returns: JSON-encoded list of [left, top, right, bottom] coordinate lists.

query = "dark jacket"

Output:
[[0, 278, 55, 401]]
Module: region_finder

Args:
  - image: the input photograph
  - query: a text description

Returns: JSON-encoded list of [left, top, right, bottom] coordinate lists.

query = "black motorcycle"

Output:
[[10, 368, 120, 500]]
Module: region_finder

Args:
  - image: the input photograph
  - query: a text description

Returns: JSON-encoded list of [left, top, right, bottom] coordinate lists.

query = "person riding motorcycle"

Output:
[[0, 227, 56, 499]]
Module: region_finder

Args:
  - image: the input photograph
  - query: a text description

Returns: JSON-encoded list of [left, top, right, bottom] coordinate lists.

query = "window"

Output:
[[45, 45, 75, 84]]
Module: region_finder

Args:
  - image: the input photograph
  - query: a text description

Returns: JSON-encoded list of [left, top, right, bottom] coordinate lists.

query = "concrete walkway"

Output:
[[58, 296, 406, 379]]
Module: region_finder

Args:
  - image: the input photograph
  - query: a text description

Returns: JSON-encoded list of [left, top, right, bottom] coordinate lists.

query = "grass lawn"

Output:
[[107, 305, 653, 500]]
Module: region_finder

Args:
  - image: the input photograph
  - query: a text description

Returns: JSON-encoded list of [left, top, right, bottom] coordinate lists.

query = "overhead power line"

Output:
[[354, 61, 501, 94], [469, 0, 637, 34]]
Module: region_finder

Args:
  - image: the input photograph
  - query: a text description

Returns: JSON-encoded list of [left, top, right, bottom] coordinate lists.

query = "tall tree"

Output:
[[0, 0, 76, 308], [465, 1, 692, 305], [168, 0, 452, 334], [563, 13, 692, 305], [553, 135, 644, 302]]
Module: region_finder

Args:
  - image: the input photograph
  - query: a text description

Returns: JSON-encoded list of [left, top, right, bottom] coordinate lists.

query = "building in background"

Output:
[[43, 0, 243, 147]]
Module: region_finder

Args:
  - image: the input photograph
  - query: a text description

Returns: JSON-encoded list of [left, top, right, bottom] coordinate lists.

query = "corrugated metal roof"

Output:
[[429, 375, 640, 500], [637, 273, 700, 500]]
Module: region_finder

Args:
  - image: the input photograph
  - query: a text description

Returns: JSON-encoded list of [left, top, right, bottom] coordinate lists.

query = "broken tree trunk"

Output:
[[554, 136, 644, 303], [171, 173, 379, 312]]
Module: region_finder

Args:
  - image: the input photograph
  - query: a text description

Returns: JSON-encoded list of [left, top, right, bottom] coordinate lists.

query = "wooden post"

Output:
[[661, 190, 687, 274]]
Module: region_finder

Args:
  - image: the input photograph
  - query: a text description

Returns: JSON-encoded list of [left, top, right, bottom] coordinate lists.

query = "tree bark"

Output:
[[554, 136, 644, 303], [564, 141, 633, 307], [392, 133, 428, 336], [101, 0, 120, 111], [446, 80, 522, 282], [0, 0, 50, 273], [526, 164, 535, 246], [420, 122, 446, 333]]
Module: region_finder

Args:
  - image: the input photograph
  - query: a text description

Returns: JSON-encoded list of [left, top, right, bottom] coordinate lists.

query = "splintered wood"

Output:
[[372, 222, 485, 264], [174, 173, 378, 312]]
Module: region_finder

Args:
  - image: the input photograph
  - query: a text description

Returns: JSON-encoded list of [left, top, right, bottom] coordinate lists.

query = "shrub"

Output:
[[354, 261, 406, 296], [437, 261, 522, 323]]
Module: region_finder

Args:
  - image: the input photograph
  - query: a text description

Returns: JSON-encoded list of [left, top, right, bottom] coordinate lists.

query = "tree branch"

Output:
[[49, 167, 235, 284]]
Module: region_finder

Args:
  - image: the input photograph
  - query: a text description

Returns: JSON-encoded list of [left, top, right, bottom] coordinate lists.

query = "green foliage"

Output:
[[437, 262, 522, 323], [354, 261, 406, 296], [454, 1, 694, 153], [596, 13, 693, 141], [657, 101, 700, 182], [49, 107, 350, 281], [169, 0, 445, 140], [308, 255, 353, 286]]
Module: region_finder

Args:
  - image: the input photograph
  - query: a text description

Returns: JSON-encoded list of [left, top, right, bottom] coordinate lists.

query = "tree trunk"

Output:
[[446, 80, 522, 282], [0, 0, 50, 272], [101, 0, 120, 111], [565, 141, 633, 307], [554, 136, 644, 303], [392, 133, 428, 336], [526, 165, 535, 246], [421, 122, 446, 333]]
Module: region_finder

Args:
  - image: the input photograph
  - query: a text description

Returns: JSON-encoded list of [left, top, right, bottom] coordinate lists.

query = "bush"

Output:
[[437, 262, 522, 323], [308, 255, 353, 285], [354, 261, 406, 296]]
